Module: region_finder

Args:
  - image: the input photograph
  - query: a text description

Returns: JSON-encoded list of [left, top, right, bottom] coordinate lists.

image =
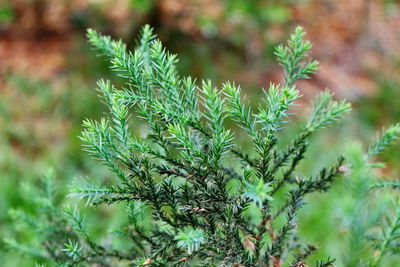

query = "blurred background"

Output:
[[1, 0, 400, 265]]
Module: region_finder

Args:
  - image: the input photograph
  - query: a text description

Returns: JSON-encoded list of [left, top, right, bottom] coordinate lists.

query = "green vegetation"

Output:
[[3, 25, 400, 266]]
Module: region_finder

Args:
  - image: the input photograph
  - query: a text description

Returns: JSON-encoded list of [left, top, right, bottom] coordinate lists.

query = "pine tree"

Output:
[[4, 25, 400, 267]]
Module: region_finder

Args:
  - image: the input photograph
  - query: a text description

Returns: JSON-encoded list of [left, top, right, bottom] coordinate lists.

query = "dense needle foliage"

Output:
[[4, 26, 400, 266]]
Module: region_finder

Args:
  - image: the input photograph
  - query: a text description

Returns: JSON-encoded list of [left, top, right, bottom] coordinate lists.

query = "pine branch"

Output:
[[373, 204, 400, 266], [80, 119, 130, 186], [275, 26, 318, 86], [224, 81, 256, 136], [256, 83, 300, 134], [268, 157, 345, 261], [370, 177, 400, 189], [368, 124, 400, 157], [306, 91, 351, 132], [315, 257, 336, 267]]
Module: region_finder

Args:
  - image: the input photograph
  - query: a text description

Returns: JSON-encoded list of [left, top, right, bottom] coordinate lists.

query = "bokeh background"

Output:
[[1, 0, 400, 265]]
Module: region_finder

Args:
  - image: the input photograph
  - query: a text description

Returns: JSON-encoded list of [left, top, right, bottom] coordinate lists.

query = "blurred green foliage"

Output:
[[0, 7, 13, 24]]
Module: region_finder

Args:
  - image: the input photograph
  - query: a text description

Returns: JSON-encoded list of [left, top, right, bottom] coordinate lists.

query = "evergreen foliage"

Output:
[[4, 25, 400, 266]]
